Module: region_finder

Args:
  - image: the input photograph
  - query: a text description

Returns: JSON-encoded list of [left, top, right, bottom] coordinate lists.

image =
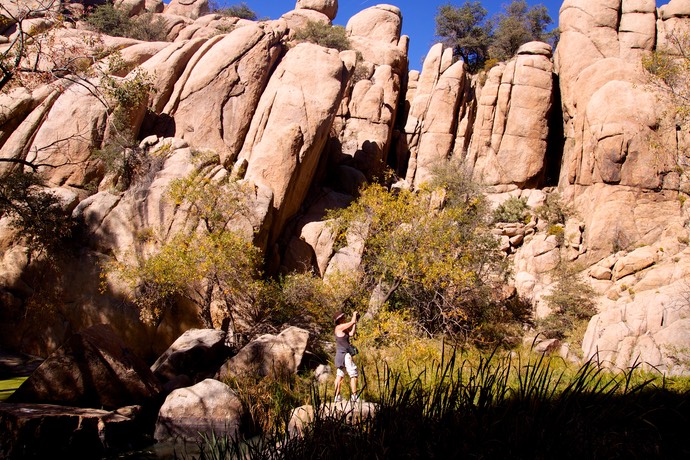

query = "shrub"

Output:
[[127, 12, 168, 42], [85, 3, 130, 37], [547, 224, 565, 246], [535, 192, 570, 225], [211, 1, 258, 20], [86, 4, 168, 41], [293, 20, 350, 51], [492, 196, 529, 223], [540, 264, 597, 339]]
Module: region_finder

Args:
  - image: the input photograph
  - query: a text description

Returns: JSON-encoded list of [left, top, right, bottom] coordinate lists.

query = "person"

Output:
[[333, 310, 360, 403]]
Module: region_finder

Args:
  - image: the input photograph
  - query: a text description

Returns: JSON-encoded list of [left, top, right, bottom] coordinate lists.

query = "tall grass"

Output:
[[189, 348, 690, 459]]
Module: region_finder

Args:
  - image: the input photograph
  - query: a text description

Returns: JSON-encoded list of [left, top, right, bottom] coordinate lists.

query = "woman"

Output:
[[333, 310, 360, 403]]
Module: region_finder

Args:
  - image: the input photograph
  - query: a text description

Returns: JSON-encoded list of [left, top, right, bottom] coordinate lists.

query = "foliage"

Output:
[[540, 263, 598, 339], [257, 272, 365, 339], [490, 0, 553, 61], [0, 0, 107, 93], [210, 1, 258, 20], [328, 170, 519, 343], [642, 32, 690, 123], [293, 20, 350, 51], [535, 192, 569, 225], [104, 167, 262, 328], [435, 0, 555, 73], [492, 195, 529, 223], [435, 1, 492, 73], [547, 224, 565, 245], [0, 169, 76, 256], [224, 372, 313, 437], [85, 4, 168, 42], [194, 348, 690, 459]]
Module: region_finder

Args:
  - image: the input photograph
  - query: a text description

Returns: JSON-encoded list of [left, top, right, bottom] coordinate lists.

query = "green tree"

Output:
[[435, 1, 492, 73], [106, 164, 262, 328], [328, 169, 520, 343], [490, 0, 553, 61]]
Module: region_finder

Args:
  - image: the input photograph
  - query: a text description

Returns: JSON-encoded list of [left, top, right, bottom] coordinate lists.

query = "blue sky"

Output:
[[220, 1, 668, 70]]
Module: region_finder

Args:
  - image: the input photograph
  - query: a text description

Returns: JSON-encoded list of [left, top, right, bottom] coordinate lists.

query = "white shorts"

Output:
[[336, 353, 358, 378]]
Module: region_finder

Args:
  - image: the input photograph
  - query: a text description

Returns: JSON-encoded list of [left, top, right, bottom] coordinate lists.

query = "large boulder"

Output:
[[154, 378, 244, 442], [164, 0, 209, 19], [288, 401, 377, 437], [295, 0, 338, 21], [236, 43, 351, 247], [217, 326, 310, 379], [150, 328, 229, 386], [0, 403, 148, 458], [160, 24, 285, 166], [8, 324, 162, 410], [404, 43, 466, 186], [465, 42, 554, 188], [346, 4, 401, 45]]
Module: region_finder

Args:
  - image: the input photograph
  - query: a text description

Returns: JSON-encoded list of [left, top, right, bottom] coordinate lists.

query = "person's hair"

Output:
[[333, 311, 345, 324]]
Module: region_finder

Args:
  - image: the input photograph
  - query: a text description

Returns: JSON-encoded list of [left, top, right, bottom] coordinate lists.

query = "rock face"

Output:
[[8, 324, 162, 410], [465, 42, 554, 188], [217, 326, 310, 379], [154, 378, 244, 442], [0, 1, 689, 376], [235, 42, 351, 247]]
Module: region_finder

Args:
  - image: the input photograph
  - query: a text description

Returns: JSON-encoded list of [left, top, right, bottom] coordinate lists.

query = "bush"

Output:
[[547, 224, 565, 245], [86, 4, 168, 41], [85, 4, 130, 36], [211, 1, 258, 20], [535, 192, 570, 225], [540, 264, 597, 339], [492, 196, 529, 223], [293, 20, 350, 51]]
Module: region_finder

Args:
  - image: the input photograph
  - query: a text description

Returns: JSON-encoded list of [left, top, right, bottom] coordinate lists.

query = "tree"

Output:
[[435, 1, 492, 73], [328, 166, 521, 343], [106, 162, 262, 329], [490, 0, 553, 61]]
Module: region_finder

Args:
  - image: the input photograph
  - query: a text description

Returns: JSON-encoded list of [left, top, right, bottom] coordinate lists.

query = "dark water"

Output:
[[106, 441, 202, 459]]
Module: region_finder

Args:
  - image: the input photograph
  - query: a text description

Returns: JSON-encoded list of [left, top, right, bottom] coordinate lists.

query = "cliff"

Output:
[[0, 0, 689, 373]]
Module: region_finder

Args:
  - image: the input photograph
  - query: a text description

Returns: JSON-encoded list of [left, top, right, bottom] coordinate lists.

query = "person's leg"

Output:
[[334, 368, 344, 401], [345, 353, 359, 400], [350, 376, 358, 395]]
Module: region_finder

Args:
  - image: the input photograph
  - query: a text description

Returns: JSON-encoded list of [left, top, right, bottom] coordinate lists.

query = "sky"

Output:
[[219, 1, 669, 71]]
